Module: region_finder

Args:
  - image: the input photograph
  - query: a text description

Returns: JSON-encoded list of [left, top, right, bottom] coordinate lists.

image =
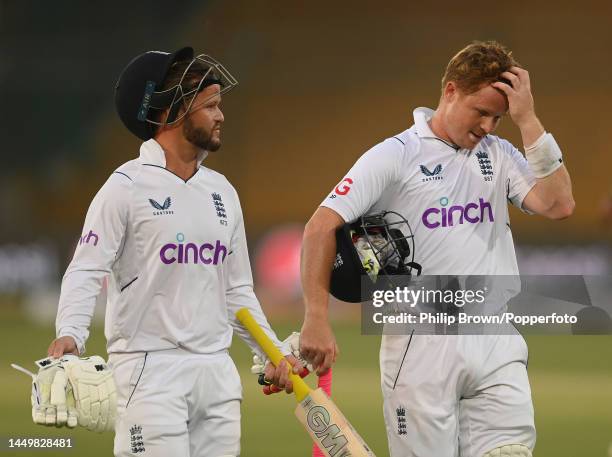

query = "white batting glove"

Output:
[[251, 331, 314, 376], [62, 355, 117, 433], [12, 355, 116, 433], [251, 332, 312, 394], [12, 357, 78, 428]]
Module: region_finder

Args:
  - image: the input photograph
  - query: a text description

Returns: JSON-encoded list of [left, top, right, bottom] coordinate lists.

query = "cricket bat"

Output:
[[313, 368, 333, 457], [236, 308, 376, 457]]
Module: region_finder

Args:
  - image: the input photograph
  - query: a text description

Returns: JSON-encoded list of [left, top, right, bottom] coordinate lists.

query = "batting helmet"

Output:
[[114, 46, 238, 140], [330, 211, 422, 303]]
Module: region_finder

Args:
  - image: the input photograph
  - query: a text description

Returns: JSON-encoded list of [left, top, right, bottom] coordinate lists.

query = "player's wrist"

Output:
[[304, 308, 329, 321], [304, 298, 329, 320], [55, 333, 84, 355], [525, 132, 563, 178], [516, 113, 544, 141]]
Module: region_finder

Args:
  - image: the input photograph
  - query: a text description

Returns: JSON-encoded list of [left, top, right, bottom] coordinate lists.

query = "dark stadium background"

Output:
[[1, 1, 610, 456]]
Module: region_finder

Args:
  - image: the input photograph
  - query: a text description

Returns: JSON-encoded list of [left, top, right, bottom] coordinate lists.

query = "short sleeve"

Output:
[[320, 138, 404, 222]]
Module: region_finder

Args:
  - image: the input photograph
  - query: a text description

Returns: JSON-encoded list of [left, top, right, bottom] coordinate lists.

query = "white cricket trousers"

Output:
[[380, 334, 536, 457], [109, 348, 242, 457]]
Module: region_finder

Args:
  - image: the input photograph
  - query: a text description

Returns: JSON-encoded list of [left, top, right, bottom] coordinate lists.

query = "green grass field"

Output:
[[1, 307, 610, 457]]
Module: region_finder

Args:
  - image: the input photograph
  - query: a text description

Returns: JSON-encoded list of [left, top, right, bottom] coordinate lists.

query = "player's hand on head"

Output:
[[491, 66, 536, 127], [47, 336, 79, 358], [299, 316, 338, 376]]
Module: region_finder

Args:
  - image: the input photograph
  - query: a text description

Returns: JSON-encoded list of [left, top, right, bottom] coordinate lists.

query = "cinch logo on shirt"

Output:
[[160, 233, 228, 265], [422, 197, 494, 229], [79, 230, 99, 246]]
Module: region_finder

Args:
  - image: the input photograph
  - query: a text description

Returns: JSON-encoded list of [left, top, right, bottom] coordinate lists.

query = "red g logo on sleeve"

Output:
[[334, 178, 354, 196]]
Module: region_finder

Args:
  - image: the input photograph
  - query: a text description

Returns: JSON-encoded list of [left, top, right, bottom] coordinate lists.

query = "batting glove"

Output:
[[12, 357, 78, 428], [251, 332, 312, 394], [12, 355, 116, 433], [62, 355, 117, 433]]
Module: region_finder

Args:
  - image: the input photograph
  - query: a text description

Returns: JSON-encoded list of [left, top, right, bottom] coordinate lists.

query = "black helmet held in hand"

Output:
[[330, 211, 422, 303]]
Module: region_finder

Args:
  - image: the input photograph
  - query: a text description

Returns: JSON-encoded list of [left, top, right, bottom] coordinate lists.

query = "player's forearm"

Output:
[[532, 164, 575, 219], [226, 284, 291, 357], [519, 124, 575, 219], [55, 269, 106, 354], [300, 218, 337, 319], [517, 113, 545, 148]]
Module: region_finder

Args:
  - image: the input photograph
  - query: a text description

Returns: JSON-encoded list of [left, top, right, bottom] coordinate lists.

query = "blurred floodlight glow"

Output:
[[254, 225, 303, 301]]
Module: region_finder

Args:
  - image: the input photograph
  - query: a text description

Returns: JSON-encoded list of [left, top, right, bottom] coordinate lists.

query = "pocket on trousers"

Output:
[[391, 331, 414, 390], [381, 332, 415, 392], [226, 357, 243, 400], [521, 335, 529, 366], [126, 352, 148, 408]]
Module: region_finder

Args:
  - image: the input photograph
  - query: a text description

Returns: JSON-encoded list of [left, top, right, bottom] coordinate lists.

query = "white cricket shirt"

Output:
[[56, 139, 286, 357], [321, 107, 537, 276]]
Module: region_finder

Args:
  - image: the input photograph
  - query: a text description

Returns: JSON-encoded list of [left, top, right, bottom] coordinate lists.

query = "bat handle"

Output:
[[318, 368, 332, 395], [312, 369, 333, 457], [236, 308, 311, 402]]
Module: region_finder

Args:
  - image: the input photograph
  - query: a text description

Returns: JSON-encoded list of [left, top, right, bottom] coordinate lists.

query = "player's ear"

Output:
[[443, 81, 458, 102], [153, 106, 182, 137]]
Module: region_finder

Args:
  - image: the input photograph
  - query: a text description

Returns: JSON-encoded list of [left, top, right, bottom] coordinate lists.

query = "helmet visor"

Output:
[[146, 54, 238, 126]]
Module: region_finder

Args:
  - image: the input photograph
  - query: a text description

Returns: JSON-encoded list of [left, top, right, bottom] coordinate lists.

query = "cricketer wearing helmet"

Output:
[[298, 41, 574, 457], [42, 47, 300, 457]]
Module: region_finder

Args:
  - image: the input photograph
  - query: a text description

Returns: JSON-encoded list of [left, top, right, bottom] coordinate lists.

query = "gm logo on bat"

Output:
[[307, 404, 349, 454]]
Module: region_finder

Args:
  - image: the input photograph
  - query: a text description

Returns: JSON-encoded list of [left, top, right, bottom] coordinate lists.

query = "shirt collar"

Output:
[[413, 107, 438, 139], [413, 107, 461, 150], [138, 139, 209, 167]]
